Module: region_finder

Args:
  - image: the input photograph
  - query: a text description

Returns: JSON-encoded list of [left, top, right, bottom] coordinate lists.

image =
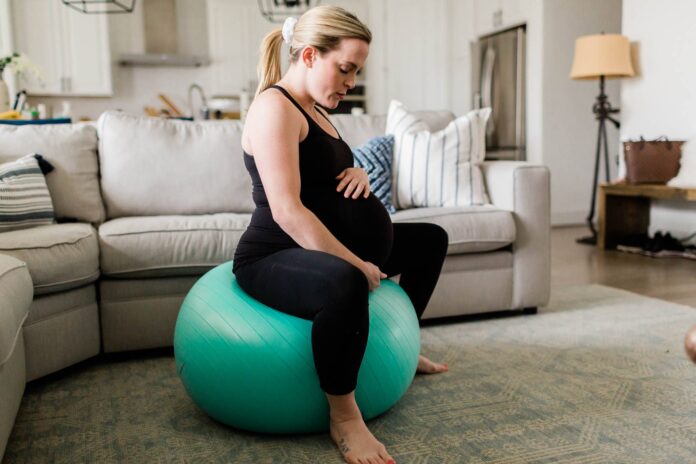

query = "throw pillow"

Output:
[[352, 134, 397, 214], [386, 100, 492, 209], [0, 153, 56, 232], [668, 140, 696, 188]]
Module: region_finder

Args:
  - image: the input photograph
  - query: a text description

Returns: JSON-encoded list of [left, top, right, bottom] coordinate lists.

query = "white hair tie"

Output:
[[282, 17, 298, 45]]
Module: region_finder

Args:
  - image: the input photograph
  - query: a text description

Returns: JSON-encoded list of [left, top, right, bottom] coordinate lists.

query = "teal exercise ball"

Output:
[[174, 261, 420, 434]]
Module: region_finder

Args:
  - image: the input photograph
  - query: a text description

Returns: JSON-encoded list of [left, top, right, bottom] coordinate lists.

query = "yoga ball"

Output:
[[174, 261, 420, 434]]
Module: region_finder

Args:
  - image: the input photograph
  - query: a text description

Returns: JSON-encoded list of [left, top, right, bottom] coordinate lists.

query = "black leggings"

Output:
[[233, 222, 448, 395]]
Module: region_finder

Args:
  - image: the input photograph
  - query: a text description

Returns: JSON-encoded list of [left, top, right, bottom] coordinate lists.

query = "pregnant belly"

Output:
[[305, 191, 394, 267]]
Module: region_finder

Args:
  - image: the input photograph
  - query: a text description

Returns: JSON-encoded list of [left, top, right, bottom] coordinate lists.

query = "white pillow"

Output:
[[385, 100, 491, 209], [668, 140, 696, 188]]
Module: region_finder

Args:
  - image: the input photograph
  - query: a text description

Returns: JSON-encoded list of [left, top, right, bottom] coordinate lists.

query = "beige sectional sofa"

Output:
[[0, 109, 550, 458], [0, 255, 32, 459]]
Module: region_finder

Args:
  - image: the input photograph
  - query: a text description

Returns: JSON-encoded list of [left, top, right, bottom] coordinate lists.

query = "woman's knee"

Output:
[[328, 261, 369, 306], [422, 223, 449, 255]]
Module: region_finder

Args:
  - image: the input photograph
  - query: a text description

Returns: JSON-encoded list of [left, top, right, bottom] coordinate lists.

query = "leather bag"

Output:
[[623, 136, 683, 184]]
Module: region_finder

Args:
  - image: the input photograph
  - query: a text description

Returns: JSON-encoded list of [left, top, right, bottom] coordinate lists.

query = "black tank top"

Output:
[[232, 85, 393, 273]]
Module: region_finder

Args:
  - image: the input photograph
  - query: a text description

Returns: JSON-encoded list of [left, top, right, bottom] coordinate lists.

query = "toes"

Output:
[[379, 450, 395, 464], [417, 355, 449, 374]]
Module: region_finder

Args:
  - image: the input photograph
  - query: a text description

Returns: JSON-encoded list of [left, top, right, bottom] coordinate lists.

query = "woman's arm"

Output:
[[244, 91, 384, 287]]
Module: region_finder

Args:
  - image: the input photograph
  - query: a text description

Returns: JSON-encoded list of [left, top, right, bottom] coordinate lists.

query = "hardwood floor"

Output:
[[552, 226, 696, 307]]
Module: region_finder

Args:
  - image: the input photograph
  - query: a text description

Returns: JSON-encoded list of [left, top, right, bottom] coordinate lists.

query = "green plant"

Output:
[[0, 53, 20, 74]]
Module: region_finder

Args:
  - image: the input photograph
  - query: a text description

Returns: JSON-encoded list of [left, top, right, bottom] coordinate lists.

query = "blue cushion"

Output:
[[352, 134, 396, 214]]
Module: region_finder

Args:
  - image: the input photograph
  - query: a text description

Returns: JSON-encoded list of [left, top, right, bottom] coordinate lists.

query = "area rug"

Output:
[[5, 285, 696, 463]]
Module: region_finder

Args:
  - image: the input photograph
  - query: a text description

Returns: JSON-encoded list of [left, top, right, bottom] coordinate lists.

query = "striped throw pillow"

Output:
[[386, 100, 492, 209], [352, 134, 396, 214], [0, 154, 55, 232]]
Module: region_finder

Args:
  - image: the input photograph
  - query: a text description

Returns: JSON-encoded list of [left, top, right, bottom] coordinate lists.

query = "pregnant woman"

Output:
[[233, 6, 448, 464]]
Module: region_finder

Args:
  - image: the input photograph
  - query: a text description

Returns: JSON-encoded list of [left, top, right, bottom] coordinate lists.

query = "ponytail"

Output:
[[256, 28, 284, 97], [254, 6, 371, 97]]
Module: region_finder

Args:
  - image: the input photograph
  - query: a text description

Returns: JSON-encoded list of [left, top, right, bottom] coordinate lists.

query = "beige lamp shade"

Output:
[[570, 34, 635, 80]]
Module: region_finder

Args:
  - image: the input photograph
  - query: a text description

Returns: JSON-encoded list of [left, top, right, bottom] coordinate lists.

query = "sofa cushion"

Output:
[[99, 213, 250, 277], [0, 123, 105, 224], [0, 254, 32, 366], [391, 205, 516, 254], [330, 110, 455, 149], [0, 223, 99, 295], [97, 111, 254, 219]]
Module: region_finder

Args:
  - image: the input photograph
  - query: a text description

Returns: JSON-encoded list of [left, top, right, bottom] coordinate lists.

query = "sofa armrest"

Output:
[[0, 253, 33, 366], [480, 161, 550, 309]]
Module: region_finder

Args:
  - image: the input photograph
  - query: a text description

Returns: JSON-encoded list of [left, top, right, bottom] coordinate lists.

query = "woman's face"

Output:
[[305, 38, 369, 109]]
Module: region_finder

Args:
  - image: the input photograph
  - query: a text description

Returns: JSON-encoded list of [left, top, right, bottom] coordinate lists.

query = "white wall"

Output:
[[0, 0, 11, 55], [621, 0, 696, 237], [471, 0, 622, 225], [0, 0, 18, 94], [542, 0, 622, 225]]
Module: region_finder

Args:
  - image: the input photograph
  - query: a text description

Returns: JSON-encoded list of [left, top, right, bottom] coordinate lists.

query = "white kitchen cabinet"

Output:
[[206, 0, 266, 96], [11, 0, 112, 96], [384, 0, 449, 110]]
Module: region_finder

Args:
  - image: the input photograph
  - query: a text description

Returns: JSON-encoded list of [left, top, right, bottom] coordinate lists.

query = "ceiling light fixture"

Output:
[[61, 0, 136, 14], [257, 0, 319, 23]]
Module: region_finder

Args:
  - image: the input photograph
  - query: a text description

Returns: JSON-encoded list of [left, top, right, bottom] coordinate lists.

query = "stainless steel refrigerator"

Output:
[[472, 25, 526, 161]]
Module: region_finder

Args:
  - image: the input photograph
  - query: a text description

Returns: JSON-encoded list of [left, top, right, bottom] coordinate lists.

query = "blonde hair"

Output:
[[255, 5, 372, 96]]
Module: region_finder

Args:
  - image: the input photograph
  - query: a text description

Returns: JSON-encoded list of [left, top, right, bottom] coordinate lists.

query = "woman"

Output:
[[233, 6, 448, 464]]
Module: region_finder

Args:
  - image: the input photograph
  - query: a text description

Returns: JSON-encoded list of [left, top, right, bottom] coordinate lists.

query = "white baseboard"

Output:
[[551, 210, 587, 226]]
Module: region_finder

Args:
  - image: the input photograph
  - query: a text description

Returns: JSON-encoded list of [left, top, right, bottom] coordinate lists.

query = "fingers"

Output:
[[341, 179, 370, 199], [343, 178, 360, 198], [336, 176, 351, 192], [362, 262, 386, 291], [351, 183, 365, 199], [336, 169, 370, 199]]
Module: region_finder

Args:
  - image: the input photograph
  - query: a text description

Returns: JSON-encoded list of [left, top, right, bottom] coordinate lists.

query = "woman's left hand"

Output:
[[336, 167, 370, 199]]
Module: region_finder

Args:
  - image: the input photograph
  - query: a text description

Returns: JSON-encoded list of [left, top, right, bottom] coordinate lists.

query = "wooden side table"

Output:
[[597, 183, 696, 249]]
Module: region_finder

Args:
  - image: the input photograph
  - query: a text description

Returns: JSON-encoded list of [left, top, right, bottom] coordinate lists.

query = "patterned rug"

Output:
[[5, 285, 696, 464]]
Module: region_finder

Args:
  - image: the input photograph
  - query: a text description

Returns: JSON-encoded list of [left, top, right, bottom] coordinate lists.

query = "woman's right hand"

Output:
[[361, 261, 387, 291]]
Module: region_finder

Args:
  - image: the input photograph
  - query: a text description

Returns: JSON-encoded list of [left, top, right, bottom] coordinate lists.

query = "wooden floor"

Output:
[[552, 226, 696, 308]]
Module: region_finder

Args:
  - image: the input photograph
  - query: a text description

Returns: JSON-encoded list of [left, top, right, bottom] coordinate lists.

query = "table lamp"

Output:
[[570, 33, 635, 244]]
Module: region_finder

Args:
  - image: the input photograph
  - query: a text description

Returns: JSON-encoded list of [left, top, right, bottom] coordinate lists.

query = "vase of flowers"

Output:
[[0, 53, 43, 111], [0, 54, 15, 111]]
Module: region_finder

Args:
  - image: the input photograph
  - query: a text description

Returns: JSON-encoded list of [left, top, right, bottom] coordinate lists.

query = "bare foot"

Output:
[[416, 354, 448, 374], [330, 415, 395, 464]]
